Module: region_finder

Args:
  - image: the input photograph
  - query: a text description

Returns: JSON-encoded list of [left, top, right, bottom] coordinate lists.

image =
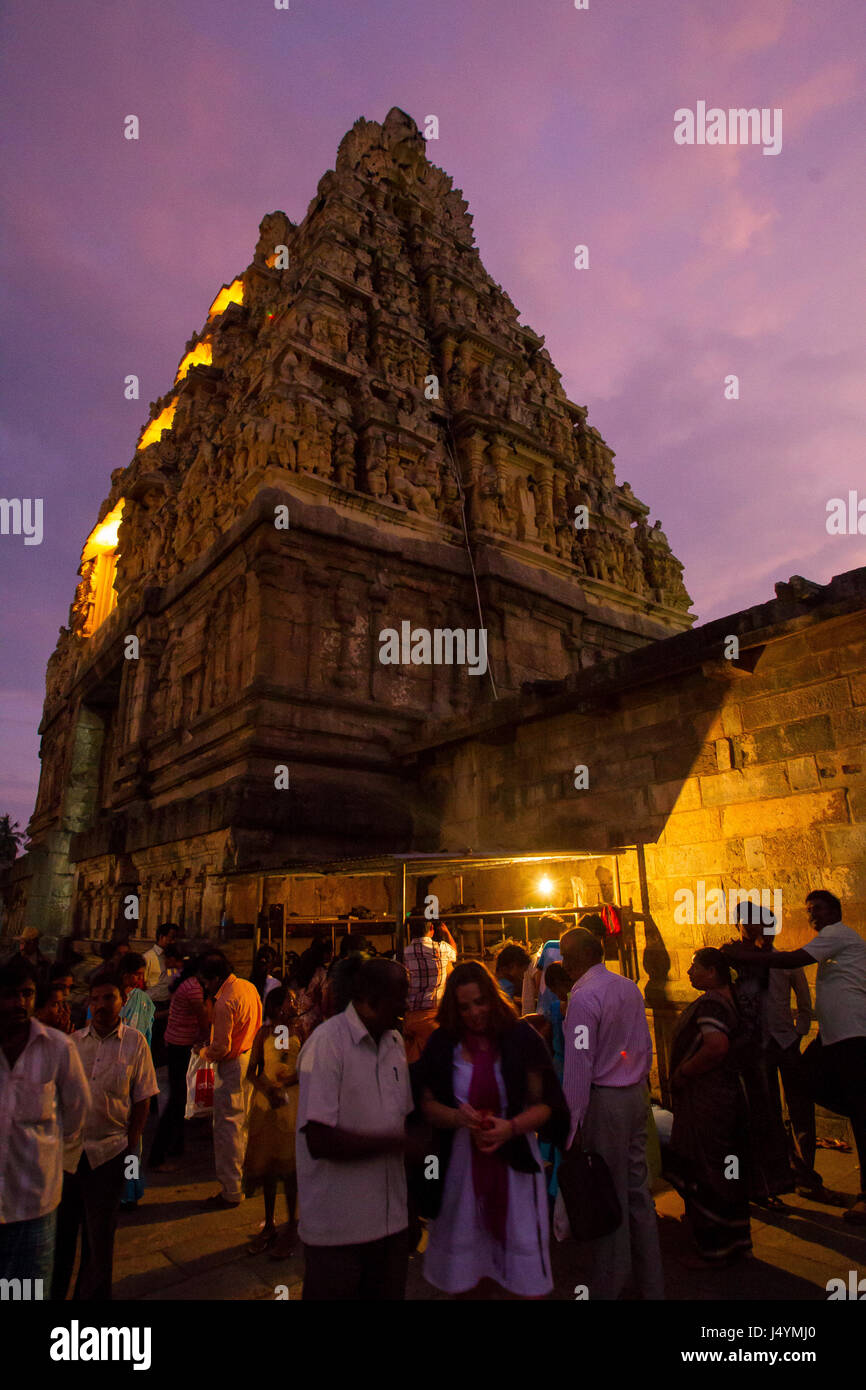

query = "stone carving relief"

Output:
[[509, 472, 538, 542], [254, 210, 293, 266], [332, 421, 357, 490], [43, 107, 693, 828], [390, 456, 437, 517]]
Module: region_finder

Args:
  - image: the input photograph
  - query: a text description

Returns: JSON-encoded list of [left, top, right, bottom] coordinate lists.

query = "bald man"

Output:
[[561, 928, 663, 1299]]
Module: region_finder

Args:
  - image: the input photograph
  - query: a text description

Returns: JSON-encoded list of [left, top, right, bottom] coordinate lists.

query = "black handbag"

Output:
[[557, 1127, 622, 1241]]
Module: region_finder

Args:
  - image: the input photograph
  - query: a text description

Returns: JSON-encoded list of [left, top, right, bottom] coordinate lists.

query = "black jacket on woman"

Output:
[[410, 1020, 570, 1220]]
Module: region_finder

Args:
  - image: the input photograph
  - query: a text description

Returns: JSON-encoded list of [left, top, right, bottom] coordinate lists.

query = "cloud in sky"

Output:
[[1, 0, 864, 831]]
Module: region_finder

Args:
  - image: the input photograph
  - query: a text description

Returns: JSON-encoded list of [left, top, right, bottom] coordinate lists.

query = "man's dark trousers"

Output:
[[151, 1007, 170, 1069], [803, 1035, 866, 1193], [764, 1038, 820, 1188], [149, 1042, 192, 1165], [51, 1150, 126, 1300], [302, 1229, 409, 1300]]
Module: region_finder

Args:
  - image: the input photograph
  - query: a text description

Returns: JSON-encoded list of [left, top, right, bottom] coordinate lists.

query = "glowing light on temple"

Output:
[[85, 501, 125, 556], [137, 400, 177, 451], [207, 278, 244, 318], [174, 339, 213, 383], [80, 500, 126, 635], [90, 515, 121, 549]]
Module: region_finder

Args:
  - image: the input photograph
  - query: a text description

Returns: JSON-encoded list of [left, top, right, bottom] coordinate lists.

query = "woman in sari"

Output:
[[664, 947, 751, 1267], [119, 954, 156, 1209], [119, 954, 155, 1043], [414, 961, 569, 1297], [294, 938, 332, 1044]]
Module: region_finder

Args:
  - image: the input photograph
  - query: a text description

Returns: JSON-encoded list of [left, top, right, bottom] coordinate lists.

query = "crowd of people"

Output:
[[1, 886, 864, 1301]]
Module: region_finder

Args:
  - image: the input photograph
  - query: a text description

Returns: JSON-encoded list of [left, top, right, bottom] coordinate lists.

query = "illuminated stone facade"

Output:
[[6, 109, 696, 945]]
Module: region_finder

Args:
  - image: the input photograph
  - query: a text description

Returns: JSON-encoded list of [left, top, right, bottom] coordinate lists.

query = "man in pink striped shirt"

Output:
[[561, 928, 664, 1300]]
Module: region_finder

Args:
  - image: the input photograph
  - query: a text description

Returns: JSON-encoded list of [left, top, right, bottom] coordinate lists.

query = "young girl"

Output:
[[244, 986, 301, 1259], [540, 962, 571, 1080]]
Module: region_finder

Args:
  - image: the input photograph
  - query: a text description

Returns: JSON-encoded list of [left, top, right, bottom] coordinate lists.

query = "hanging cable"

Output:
[[443, 419, 498, 700]]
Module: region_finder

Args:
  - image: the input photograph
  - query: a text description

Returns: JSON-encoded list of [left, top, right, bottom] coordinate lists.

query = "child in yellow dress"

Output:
[[244, 986, 301, 1257]]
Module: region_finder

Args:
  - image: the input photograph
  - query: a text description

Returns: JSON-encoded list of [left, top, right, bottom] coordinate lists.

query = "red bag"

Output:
[[185, 1053, 214, 1119], [601, 905, 622, 936], [195, 1066, 214, 1108]]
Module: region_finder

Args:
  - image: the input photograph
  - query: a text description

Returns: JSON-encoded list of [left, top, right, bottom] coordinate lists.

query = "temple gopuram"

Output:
[[7, 110, 691, 938], [6, 112, 865, 1073]]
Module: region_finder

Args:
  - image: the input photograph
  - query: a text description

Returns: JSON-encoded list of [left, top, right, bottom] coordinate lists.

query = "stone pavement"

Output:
[[105, 1108, 866, 1302]]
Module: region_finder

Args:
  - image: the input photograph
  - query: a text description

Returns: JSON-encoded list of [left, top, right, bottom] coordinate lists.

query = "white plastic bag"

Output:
[[184, 1051, 214, 1119], [553, 1186, 572, 1242]]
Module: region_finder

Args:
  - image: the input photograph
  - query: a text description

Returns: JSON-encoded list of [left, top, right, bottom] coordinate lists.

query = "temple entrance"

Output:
[[227, 849, 640, 982]]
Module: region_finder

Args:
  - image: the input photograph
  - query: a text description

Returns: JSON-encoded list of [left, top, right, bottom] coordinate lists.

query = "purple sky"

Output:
[[2, 0, 865, 836]]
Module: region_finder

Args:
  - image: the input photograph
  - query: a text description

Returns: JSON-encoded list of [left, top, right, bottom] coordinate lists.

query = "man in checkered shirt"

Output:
[[402, 919, 457, 1063]]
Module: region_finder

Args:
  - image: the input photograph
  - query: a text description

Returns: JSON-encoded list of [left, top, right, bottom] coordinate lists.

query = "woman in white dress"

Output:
[[415, 961, 569, 1297]]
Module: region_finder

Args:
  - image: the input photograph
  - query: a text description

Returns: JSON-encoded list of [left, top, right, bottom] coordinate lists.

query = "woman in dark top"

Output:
[[413, 961, 569, 1297], [149, 953, 210, 1172], [664, 947, 752, 1266], [249, 944, 281, 1005]]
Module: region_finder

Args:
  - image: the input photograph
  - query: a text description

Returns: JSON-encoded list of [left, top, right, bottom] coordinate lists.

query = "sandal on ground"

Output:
[[678, 1247, 752, 1271], [268, 1230, 297, 1260], [796, 1184, 848, 1207], [248, 1227, 277, 1254], [842, 1196, 866, 1226]]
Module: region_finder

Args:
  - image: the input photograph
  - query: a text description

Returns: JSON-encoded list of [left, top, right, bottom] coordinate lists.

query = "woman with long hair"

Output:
[[149, 953, 210, 1172], [294, 937, 332, 1043], [414, 961, 569, 1297], [664, 947, 752, 1267]]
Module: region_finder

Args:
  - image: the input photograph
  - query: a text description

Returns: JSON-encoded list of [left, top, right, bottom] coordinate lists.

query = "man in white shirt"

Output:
[[0, 959, 90, 1289], [143, 922, 179, 1066], [402, 918, 457, 1063], [52, 969, 158, 1299], [561, 928, 664, 1299], [730, 890, 866, 1226], [297, 957, 414, 1299]]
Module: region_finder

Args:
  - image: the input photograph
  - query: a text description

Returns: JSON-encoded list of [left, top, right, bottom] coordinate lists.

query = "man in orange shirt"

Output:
[[196, 951, 262, 1208]]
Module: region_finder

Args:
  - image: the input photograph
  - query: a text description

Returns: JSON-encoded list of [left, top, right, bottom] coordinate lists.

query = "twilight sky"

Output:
[[1, 0, 865, 835]]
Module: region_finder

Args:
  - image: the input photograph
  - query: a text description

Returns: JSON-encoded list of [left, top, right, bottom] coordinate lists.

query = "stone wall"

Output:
[[411, 567, 866, 1085]]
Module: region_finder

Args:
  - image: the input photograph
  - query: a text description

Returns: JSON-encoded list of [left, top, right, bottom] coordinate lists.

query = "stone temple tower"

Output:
[[13, 108, 693, 941]]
